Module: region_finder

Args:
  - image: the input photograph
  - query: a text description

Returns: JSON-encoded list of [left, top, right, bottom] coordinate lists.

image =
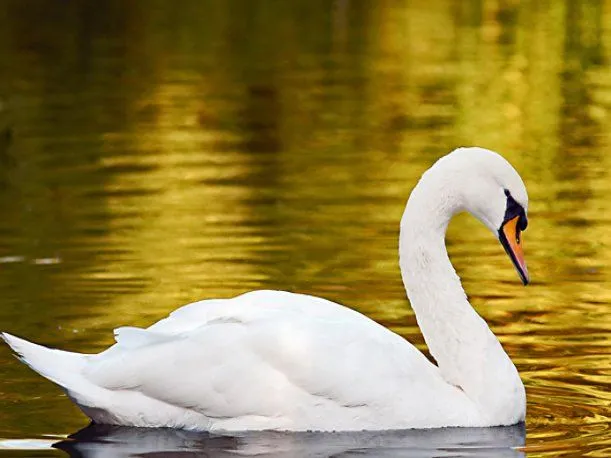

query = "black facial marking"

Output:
[[503, 189, 527, 230]]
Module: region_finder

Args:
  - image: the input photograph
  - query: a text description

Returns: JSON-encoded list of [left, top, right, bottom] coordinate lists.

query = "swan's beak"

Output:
[[499, 215, 529, 285]]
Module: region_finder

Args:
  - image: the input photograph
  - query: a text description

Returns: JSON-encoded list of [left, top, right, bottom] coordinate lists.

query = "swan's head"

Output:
[[436, 147, 530, 285]]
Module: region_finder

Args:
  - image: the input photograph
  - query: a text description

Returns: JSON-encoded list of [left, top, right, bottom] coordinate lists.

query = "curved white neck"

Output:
[[398, 166, 525, 422]]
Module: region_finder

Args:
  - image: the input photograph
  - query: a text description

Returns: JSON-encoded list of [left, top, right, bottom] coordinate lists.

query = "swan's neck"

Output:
[[399, 169, 524, 422]]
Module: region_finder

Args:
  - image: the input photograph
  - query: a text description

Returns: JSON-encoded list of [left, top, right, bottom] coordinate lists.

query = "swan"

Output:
[[1, 146, 530, 432]]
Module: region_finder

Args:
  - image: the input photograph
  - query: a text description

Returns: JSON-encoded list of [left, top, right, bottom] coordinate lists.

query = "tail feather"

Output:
[[1, 332, 88, 392]]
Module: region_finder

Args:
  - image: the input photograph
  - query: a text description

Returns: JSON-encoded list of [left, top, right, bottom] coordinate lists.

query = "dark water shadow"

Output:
[[53, 422, 526, 457]]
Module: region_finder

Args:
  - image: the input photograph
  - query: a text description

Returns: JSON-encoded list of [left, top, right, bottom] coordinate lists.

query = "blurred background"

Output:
[[0, 0, 610, 456]]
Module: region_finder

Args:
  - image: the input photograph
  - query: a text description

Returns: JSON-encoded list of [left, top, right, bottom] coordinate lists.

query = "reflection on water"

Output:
[[0, 0, 610, 457], [51, 423, 526, 458]]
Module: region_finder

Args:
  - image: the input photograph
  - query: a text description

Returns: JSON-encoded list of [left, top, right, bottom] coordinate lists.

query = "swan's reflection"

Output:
[[54, 423, 526, 457]]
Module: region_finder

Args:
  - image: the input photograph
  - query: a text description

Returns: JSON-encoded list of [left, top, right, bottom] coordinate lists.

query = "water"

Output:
[[0, 0, 610, 456]]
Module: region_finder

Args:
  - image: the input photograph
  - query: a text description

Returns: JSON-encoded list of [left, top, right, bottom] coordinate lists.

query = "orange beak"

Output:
[[499, 215, 529, 285]]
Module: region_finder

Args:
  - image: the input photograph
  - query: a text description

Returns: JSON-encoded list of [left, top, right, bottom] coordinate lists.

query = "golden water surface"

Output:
[[0, 1, 610, 456]]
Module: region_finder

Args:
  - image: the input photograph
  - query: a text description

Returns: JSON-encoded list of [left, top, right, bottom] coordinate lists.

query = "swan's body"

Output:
[[2, 147, 530, 432]]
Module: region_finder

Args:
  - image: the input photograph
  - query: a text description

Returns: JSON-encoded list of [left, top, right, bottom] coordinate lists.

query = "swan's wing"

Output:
[[84, 290, 439, 428], [142, 290, 365, 335]]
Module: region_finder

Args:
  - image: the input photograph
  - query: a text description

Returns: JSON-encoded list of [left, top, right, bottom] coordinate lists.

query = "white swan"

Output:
[[2, 147, 530, 432]]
